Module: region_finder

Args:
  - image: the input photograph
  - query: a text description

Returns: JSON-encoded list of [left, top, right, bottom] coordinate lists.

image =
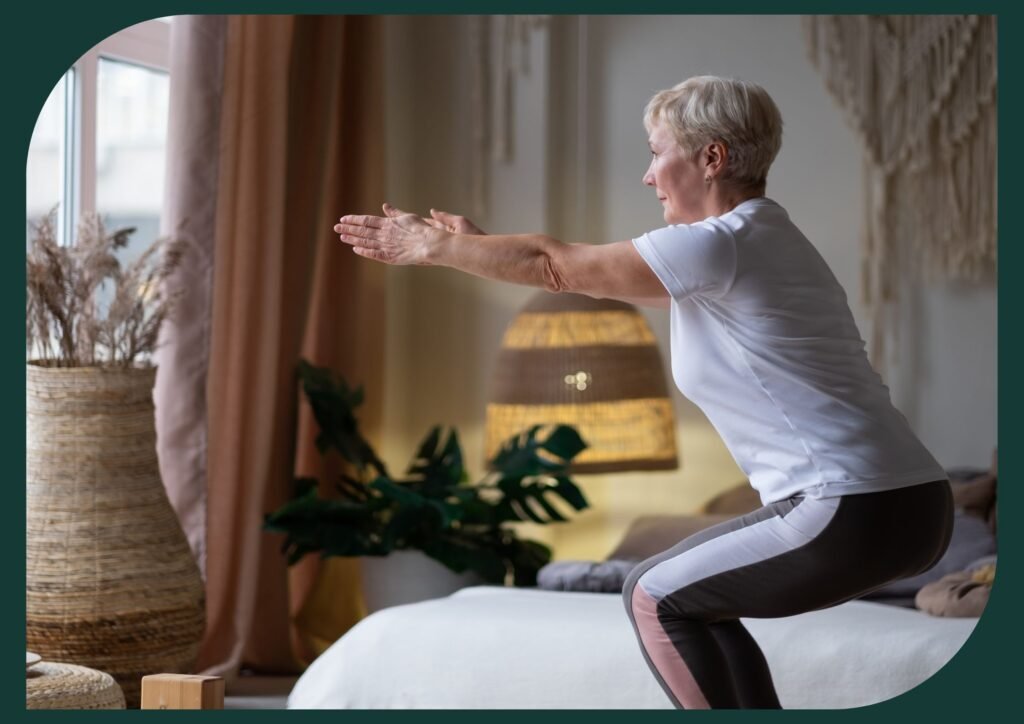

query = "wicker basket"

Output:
[[26, 363, 206, 708]]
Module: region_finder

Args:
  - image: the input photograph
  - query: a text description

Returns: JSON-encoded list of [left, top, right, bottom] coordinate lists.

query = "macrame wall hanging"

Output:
[[803, 15, 997, 366], [468, 15, 551, 218]]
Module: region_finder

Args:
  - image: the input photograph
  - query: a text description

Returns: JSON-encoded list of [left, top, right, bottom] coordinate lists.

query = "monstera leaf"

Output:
[[404, 426, 468, 495], [488, 425, 589, 525], [297, 359, 388, 477], [263, 478, 389, 564], [418, 529, 553, 586], [490, 424, 587, 476], [420, 533, 510, 584]]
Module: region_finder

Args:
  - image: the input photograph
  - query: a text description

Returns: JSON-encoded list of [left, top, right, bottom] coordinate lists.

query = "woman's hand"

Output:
[[381, 204, 485, 235], [334, 203, 444, 265]]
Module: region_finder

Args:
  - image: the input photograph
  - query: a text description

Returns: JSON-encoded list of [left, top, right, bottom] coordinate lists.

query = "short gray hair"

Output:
[[644, 76, 783, 190]]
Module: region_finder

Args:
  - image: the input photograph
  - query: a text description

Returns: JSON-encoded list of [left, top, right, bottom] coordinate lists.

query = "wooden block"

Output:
[[140, 674, 224, 710]]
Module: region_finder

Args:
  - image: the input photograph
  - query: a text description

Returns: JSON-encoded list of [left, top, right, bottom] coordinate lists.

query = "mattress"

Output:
[[287, 586, 978, 709]]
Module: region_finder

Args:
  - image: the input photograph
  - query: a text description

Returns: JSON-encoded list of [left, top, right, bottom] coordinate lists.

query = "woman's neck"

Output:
[[706, 185, 764, 217]]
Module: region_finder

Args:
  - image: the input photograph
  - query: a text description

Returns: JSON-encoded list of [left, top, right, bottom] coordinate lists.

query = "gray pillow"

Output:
[[536, 560, 637, 593], [861, 510, 997, 600]]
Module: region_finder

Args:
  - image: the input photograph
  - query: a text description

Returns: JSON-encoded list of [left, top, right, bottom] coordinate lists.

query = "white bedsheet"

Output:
[[288, 586, 977, 709]]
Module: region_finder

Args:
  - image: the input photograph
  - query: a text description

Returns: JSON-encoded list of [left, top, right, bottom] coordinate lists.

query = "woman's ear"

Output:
[[704, 142, 728, 175]]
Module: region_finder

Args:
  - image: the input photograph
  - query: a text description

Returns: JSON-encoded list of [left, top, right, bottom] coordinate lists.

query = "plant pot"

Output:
[[26, 363, 205, 708], [359, 551, 482, 613]]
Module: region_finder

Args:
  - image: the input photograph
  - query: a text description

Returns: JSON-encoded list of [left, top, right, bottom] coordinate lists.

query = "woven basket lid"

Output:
[[26, 661, 126, 710]]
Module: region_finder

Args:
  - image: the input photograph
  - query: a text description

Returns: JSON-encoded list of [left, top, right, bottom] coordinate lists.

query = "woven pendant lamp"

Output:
[[485, 292, 678, 473]]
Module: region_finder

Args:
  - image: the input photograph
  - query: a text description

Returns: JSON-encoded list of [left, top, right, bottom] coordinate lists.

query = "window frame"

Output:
[[64, 18, 171, 243]]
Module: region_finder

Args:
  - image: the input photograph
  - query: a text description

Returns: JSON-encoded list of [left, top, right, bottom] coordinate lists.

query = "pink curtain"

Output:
[[156, 14, 386, 677]]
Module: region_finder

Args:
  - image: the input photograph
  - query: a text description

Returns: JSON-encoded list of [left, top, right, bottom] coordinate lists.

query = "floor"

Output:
[[224, 675, 299, 709]]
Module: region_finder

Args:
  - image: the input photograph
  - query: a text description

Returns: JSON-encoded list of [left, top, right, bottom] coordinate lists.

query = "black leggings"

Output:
[[622, 479, 954, 709]]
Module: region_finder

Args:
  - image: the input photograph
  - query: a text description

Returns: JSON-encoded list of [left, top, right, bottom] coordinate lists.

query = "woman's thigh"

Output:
[[624, 479, 953, 622]]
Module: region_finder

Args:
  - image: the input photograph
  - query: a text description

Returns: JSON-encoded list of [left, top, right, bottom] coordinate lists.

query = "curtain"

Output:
[[156, 15, 227, 581], [156, 14, 386, 677]]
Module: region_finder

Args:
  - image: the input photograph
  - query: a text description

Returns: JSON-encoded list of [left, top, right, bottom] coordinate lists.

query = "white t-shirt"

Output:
[[632, 197, 946, 505]]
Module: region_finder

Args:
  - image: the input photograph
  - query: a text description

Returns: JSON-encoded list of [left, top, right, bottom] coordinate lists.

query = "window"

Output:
[[25, 74, 69, 248], [26, 18, 171, 253]]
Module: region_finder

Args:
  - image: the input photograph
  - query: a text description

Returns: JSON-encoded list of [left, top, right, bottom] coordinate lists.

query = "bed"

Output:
[[289, 468, 994, 709], [287, 585, 978, 709]]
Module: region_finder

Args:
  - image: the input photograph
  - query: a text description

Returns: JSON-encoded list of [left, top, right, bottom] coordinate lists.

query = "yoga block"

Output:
[[140, 674, 224, 710]]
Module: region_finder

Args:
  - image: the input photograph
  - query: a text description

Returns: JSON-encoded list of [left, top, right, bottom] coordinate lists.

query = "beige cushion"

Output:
[[607, 514, 736, 561], [701, 481, 761, 515], [606, 482, 758, 561], [915, 569, 991, 618]]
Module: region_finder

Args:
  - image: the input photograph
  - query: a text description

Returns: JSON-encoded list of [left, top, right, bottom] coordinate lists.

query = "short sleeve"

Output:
[[632, 220, 737, 301]]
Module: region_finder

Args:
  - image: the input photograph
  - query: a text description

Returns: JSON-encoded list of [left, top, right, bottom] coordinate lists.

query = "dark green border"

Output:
[[4, 2, 1015, 722]]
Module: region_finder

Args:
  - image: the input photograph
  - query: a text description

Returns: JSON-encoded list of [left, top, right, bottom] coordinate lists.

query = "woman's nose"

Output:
[[642, 169, 654, 186]]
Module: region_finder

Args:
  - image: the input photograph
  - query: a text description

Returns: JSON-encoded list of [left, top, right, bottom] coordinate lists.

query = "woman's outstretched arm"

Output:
[[335, 203, 668, 306]]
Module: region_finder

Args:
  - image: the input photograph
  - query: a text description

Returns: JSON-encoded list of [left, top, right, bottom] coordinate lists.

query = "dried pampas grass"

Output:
[[26, 209, 186, 367]]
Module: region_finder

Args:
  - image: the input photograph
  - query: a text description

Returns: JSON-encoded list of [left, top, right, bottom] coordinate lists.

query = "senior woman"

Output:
[[334, 75, 953, 710]]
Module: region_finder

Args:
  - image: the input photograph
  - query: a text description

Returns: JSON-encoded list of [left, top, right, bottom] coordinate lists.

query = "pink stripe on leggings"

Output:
[[631, 584, 710, 709]]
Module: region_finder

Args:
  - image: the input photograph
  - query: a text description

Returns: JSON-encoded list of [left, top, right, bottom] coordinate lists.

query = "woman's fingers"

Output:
[[380, 202, 447, 230], [337, 214, 385, 229], [382, 202, 411, 217], [429, 208, 455, 223], [334, 221, 382, 240]]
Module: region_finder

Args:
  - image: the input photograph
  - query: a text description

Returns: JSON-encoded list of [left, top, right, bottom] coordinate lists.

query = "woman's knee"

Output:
[[622, 562, 642, 608], [622, 558, 656, 613]]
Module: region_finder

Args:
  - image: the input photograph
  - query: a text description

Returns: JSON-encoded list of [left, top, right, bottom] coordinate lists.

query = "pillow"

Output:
[[860, 510, 997, 600], [915, 563, 993, 618], [536, 560, 636, 593], [605, 514, 736, 561], [949, 452, 997, 534], [536, 514, 739, 593]]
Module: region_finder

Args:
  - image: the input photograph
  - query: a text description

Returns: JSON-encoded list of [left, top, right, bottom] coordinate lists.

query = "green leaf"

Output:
[[297, 359, 388, 478], [523, 491, 568, 523], [406, 427, 465, 494], [440, 429, 465, 485], [541, 425, 588, 460], [482, 425, 591, 525], [412, 426, 441, 464], [504, 538, 552, 586], [370, 476, 428, 508], [335, 475, 372, 502], [549, 475, 589, 511], [380, 505, 436, 550], [489, 424, 587, 479]]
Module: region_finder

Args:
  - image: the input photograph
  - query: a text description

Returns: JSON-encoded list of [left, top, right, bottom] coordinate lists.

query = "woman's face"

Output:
[[642, 121, 707, 225]]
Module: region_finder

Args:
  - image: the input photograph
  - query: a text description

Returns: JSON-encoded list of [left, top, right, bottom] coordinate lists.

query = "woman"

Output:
[[334, 75, 953, 710]]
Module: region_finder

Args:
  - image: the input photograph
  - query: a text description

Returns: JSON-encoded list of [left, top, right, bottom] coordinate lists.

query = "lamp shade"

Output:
[[485, 291, 679, 473]]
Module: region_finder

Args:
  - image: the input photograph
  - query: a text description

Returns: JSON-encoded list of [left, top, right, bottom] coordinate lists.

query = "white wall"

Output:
[[379, 15, 998, 558]]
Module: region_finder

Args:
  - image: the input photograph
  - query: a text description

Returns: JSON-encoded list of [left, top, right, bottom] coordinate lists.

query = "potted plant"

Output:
[[25, 211, 204, 708], [264, 360, 591, 609]]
